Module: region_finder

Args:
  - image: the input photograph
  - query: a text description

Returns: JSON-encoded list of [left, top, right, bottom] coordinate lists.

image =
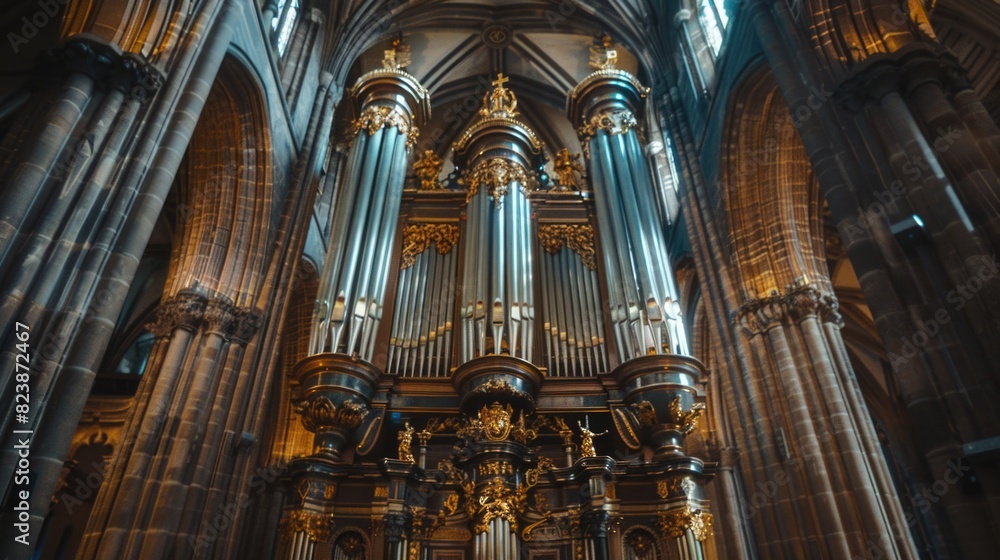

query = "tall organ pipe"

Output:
[[310, 65, 429, 361]]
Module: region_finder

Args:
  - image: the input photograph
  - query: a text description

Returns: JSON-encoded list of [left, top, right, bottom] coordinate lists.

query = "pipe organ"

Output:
[[284, 38, 716, 560]]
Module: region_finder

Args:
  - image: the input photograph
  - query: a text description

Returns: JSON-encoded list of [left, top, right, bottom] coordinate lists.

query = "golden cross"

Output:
[[492, 73, 509, 89]]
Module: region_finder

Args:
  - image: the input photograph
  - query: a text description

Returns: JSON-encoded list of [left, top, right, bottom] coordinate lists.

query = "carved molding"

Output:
[[400, 224, 459, 269], [537, 224, 597, 270], [40, 39, 164, 103], [146, 290, 207, 337]]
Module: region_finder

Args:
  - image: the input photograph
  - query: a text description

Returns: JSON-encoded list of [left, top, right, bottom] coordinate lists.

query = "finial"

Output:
[[382, 37, 412, 70], [480, 73, 519, 118], [589, 33, 618, 70]]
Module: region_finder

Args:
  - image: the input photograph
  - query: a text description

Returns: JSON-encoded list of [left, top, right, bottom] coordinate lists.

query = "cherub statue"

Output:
[[398, 422, 415, 463], [577, 416, 609, 458]]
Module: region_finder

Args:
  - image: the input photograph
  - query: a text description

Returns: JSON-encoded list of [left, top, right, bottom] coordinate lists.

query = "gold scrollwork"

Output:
[[400, 224, 459, 269], [460, 157, 534, 207], [538, 224, 597, 270], [474, 477, 519, 534], [348, 105, 419, 149], [412, 150, 444, 190], [279, 509, 336, 543], [576, 108, 638, 157], [657, 506, 713, 542]]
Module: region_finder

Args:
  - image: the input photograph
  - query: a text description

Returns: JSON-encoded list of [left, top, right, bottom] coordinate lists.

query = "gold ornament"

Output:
[[279, 509, 336, 543], [295, 397, 368, 434], [398, 422, 415, 463], [589, 34, 618, 71], [576, 108, 638, 158], [552, 148, 585, 191], [657, 506, 713, 541], [473, 477, 519, 534], [382, 38, 412, 70], [400, 224, 459, 269], [537, 224, 597, 270], [481, 73, 519, 118], [348, 105, 419, 149], [412, 150, 444, 190], [577, 417, 609, 458], [460, 157, 534, 207], [478, 402, 514, 441], [668, 396, 706, 435]]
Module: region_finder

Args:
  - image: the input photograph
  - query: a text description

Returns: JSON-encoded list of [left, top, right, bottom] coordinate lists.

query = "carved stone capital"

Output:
[[146, 290, 207, 338], [40, 39, 162, 103], [231, 308, 264, 345], [203, 298, 238, 338], [735, 286, 842, 334]]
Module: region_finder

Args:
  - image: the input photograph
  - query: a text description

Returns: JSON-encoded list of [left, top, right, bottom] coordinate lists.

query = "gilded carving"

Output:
[[657, 506, 713, 541], [348, 105, 419, 149], [382, 38, 411, 70], [400, 224, 459, 269], [398, 422, 415, 463], [460, 157, 534, 207], [577, 417, 608, 457], [481, 73, 518, 118], [552, 148, 585, 191], [412, 150, 444, 190], [295, 397, 368, 434], [589, 34, 619, 71], [279, 509, 336, 543], [537, 224, 597, 270], [576, 107, 638, 154], [473, 477, 519, 534], [657, 477, 695, 499], [667, 396, 705, 435], [478, 461, 514, 477], [479, 402, 514, 441]]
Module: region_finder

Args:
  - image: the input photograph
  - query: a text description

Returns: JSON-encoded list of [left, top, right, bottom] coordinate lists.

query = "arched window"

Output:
[[698, 0, 728, 57], [271, 0, 300, 56]]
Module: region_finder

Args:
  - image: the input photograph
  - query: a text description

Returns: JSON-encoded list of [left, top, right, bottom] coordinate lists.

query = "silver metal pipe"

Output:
[[541, 251, 558, 375], [410, 252, 430, 374]]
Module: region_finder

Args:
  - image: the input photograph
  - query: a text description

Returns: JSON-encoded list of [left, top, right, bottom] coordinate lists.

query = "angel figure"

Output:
[[398, 422, 415, 463], [577, 416, 609, 458], [553, 148, 585, 191]]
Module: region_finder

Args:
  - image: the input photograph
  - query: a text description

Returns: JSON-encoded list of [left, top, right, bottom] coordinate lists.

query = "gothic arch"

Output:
[[720, 64, 829, 303], [932, 0, 1000, 124], [163, 55, 275, 305]]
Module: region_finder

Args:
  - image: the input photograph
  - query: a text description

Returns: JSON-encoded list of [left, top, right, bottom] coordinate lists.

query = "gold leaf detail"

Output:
[[537, 224, 597, 270], [400, 224, 459, 269]]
